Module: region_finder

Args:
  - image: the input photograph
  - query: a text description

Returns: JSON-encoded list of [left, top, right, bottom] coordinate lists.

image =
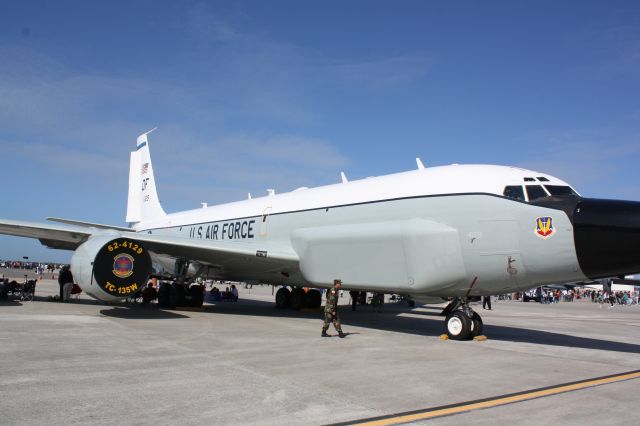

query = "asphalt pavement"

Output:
[[1, 270, 638, 425]]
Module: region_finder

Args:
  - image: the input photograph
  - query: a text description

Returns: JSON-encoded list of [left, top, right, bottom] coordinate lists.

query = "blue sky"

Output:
[[1, 0, 639, 263]]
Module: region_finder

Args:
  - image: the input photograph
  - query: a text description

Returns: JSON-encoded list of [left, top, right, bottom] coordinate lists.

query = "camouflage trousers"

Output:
[[322, 310, 342, 333]]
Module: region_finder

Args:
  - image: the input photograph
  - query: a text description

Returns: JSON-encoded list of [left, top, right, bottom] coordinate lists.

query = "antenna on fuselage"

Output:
[[248, 193, 252, 200], [416, 158, 425, 170], [340, 172, 348, 183]]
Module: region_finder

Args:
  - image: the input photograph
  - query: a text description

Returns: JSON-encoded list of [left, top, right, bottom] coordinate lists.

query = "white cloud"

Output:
[[516, 128, 640, 200], [187, 4, 242, 42], [146, 130, 348, 209], [0, 3, 436, 223], [564, 16, 640, 78], [1, 140, 123, 175], [181, 3, 433, 95], [327, 53, 435, 89]]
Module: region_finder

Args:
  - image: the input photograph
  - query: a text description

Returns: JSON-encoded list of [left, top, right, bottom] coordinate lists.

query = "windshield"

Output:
[[544, 185, 578, 197], [526, 185, 549, 201], [503, 185, 525, 201]]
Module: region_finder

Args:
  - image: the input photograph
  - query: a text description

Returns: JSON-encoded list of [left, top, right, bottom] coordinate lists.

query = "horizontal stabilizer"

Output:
[[47, 217, 134, 232]]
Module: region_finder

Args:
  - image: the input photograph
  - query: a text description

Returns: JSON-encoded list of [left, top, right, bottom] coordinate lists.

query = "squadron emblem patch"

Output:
[[535, 216, 555, 239], [113, 253, 135, 278]]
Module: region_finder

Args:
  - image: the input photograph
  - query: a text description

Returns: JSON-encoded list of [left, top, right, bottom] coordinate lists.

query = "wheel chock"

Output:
[[473, 335, 488, 341], [439, 334, 449, 340]]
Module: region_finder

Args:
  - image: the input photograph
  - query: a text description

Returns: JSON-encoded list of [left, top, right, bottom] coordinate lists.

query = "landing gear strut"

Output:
[[442, 297, 483, 340], [156, 258, 205, 309]]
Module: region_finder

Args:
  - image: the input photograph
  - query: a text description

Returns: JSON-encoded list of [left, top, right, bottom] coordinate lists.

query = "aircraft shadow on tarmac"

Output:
[[8, 295, 190, 319], [194, 298, 640, 354], [18, 295, 639, 354], [22, 295, 108, 306], [100, 307, 190, 319], [0, 299, 23, 306]]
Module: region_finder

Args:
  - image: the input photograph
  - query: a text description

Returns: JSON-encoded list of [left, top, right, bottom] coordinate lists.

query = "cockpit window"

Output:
[[537, 177, 550, 182], [526, 185, 549, 201], [524, 177, 536, 182], [503, 185, 525, 201], [544, 185, 578, 197]]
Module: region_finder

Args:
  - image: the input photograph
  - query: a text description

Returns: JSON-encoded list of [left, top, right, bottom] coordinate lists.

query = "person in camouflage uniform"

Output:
[[322, 279, 346, 338]]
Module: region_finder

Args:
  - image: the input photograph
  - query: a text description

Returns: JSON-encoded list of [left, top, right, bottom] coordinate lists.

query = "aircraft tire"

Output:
[[158, 282, 172, 308], [189, 285, 204, 307], [307, 289, 322, 308], [275, 287, 291, 309], [471, 312, 483, 337], [290, 288, 306, 310], [171, 283, 186, 307], [445, 311, 471, 340]]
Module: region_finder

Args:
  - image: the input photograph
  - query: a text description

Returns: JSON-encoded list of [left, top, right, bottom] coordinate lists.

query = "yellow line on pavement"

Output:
[[338, 370, 640, 426]]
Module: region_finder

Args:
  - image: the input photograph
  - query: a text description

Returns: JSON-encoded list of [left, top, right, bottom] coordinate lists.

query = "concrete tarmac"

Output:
[[1, 271, 638, 425]]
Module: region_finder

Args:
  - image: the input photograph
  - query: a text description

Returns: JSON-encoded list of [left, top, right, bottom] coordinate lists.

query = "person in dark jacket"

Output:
[[58, 265, 73, 302], [482, 295, 492, 310], [350, 290, 359, 311]]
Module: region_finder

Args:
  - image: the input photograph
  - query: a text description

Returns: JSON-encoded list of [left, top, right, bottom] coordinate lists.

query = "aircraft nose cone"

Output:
[[573, 198, 640, 279]]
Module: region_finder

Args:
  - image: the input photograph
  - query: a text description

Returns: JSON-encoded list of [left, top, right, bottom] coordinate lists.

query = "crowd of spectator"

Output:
[[0, 260, 64, 272], [499, 287, 639, 307], [207, 284, 238, 303], [586, 289, 639, 308]]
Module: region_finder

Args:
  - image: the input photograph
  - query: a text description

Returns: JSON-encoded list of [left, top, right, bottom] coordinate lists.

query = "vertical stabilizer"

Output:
[[125, 151, 142, 223], [126, 129, 166, 224]]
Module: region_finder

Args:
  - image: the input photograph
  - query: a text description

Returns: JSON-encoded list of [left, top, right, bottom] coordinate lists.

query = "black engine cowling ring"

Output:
[[92, 238, 151, 298]]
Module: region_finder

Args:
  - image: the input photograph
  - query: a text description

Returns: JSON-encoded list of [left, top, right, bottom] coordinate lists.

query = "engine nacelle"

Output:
[[71, 234, 152, 301]]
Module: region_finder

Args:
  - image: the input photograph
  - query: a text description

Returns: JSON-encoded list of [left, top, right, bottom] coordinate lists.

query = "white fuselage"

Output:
[[133, 165, 586, 297]]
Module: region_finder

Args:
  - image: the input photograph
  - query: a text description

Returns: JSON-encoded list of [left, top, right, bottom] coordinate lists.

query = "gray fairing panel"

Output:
[[291, 218, 467, 291]]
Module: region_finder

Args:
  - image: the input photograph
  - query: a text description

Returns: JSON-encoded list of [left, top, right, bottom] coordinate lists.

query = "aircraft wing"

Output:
[[46, 217, 135, 232], [0, 219, 94, 250], [131, 233, 300, 272], [0, 218, 299, 270]]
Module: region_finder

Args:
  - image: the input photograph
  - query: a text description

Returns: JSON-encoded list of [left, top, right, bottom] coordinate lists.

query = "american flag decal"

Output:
[[141, 163, 149, 174]]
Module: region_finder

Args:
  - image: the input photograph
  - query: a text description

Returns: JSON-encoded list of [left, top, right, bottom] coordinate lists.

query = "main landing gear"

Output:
[[275, 287, 322, 310], [441, 297, 483, 340]]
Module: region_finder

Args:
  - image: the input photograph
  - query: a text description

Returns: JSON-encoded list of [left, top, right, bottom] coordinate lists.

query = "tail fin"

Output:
[[126, 129, 166, 224]]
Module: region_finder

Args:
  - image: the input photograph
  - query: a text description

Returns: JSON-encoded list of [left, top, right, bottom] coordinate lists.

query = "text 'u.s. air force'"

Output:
[[188, 219, 256, 240]]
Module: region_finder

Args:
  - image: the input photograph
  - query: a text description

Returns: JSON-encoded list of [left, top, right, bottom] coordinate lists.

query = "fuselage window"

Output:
[[503, 185, 525, 201], [544, 185, 578, 197], [526, 185, 549, 201], [524, 177, 535, 182], [537, 177, 550, 182]]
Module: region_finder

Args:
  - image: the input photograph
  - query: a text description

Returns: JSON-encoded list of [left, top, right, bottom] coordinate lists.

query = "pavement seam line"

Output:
[[330, 369, 640, 426]]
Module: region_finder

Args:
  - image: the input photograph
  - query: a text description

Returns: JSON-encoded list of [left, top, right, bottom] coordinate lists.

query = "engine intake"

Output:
[[71, 235, 152, 301]]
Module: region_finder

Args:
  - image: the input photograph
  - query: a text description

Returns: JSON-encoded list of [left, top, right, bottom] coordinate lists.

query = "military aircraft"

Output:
[[1, 130, 639, 340]]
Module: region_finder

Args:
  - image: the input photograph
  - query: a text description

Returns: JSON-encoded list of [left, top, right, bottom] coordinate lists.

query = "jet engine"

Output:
[[71, 234, 152, 301]]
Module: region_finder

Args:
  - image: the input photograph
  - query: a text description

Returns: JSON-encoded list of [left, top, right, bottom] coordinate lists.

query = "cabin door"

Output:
[[259, 206, 272, 237]]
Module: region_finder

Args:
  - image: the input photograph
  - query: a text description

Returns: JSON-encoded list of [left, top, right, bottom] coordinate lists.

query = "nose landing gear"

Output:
[[442, 297, 483, 340]]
